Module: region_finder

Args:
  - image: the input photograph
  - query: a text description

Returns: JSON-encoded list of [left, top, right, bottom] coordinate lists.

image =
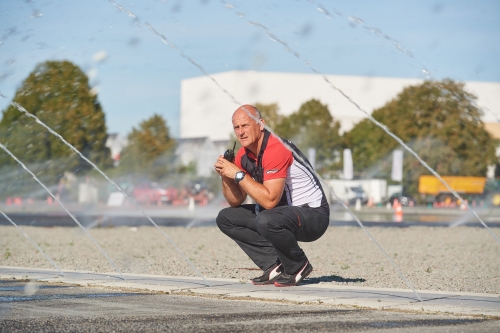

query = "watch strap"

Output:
[[235, 171, 246, 184]]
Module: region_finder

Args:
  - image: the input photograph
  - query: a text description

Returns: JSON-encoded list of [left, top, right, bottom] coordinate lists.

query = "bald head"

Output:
[[231, 104, 265, 151], [232, 105, 262, 124]]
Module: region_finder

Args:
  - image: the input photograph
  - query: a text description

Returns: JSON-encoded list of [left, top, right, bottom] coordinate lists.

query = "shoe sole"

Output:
[[251, 280, 273, 285], [273, 264, 313, 287], [251, 273, 283, 285]]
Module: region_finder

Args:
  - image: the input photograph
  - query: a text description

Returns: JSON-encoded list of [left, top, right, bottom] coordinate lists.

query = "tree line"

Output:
[[0, 61, 180, 198], [258, 80, 499, 196], [1, 60, 498, 198], [343, 80, 499, 195]]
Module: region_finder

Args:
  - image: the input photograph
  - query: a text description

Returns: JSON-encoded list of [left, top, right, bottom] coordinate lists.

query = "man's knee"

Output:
[[255, 210, 280, 235], [216, 207, 233, 230]]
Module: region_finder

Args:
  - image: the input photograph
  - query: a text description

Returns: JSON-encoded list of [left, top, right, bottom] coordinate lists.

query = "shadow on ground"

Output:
[[305, 275, 366, 284]]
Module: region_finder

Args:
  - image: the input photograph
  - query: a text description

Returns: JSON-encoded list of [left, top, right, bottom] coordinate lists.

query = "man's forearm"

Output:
[[238, 177, 285, 210], [222, 177, 246, 207]]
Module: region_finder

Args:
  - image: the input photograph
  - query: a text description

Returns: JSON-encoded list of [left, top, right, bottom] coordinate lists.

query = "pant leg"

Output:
[[255, 206, 329, 274], [216, 204, 279, 271]]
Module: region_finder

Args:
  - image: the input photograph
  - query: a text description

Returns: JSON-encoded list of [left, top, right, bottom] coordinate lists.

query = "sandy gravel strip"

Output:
[[1, 225, 499, 294]]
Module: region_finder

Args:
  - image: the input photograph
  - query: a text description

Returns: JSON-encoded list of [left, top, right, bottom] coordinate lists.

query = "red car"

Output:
[[132, 182, 177, 205]]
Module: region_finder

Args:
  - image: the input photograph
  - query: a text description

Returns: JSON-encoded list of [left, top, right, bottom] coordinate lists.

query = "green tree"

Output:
[[344, 79, 498, 195], [276, 99, 342, 176], [119, 114, 176, 180], [0, 60, 112, 196], [255, 102, 282, 131]]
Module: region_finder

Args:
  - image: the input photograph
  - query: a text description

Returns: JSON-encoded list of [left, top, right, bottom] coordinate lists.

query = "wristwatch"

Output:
[[235, 171, 246, 184]]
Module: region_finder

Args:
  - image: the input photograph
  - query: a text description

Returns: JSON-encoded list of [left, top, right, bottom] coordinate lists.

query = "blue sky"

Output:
[[0, 0, 499, 138]]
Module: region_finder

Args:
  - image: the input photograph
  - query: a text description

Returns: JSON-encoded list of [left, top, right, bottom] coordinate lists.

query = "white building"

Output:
[[180, 71, 500, 141]]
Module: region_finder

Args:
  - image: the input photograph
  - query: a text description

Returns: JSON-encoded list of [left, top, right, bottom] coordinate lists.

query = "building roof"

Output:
[[180, 71, 500, 141]]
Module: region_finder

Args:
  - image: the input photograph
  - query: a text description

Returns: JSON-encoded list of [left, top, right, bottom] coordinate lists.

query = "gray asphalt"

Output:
[[1, 211, 499, 228], [1, 280, 499, 332]]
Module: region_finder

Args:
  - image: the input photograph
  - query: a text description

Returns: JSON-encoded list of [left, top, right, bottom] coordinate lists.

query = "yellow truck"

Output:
[[418, 175, 487, 195]]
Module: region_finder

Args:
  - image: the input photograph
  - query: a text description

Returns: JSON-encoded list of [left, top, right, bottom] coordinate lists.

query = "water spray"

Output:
[[106, 1, 422, 299], [303, 0, 414, 58], [0, 94, 208, 286], [0, 209, 64, 277], [107, 0, 239, 106], [220, 4, 500, 245], [240, 106, 422, 302], [449, 210, 474, 228], [0, 142, 124, 280]]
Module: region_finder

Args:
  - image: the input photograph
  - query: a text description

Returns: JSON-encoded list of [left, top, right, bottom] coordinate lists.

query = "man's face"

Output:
[[232, 110, 263, 148]]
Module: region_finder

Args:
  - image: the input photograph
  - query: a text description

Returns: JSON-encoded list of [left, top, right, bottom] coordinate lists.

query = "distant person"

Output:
[[214, 105, 330, 287], [57, 179, 66, 201]]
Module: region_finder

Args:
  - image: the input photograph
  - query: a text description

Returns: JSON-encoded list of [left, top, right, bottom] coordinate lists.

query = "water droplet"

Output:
[[368, 27, 383, 37], [171, 2, 182, 12], [348, 16, 363, 27], [87, 68, 97, 80], [129, 37, 141, 48], [300, 24, 313, 37], [126, 10, 136, 18], [30, 9, 43, 19], [92, 51, 107, 62], [317, 7, 331, 18], [89, 87, 100, 96], [421, 67, 432, 79]]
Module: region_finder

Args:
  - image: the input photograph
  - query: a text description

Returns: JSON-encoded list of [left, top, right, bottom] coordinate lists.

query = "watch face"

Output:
[[235, 171, 245, 183]]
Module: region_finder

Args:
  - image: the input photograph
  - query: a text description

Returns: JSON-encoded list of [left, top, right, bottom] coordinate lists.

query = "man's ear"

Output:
[[259, 118, 265, 131]]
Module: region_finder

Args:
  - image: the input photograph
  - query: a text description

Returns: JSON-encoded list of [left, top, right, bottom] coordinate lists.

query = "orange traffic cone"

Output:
[[460, 199, 468, 210], [393, 199, 403, 222]]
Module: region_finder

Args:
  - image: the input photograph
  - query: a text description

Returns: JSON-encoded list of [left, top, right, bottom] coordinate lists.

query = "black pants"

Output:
[[216, 204, 329, 275]]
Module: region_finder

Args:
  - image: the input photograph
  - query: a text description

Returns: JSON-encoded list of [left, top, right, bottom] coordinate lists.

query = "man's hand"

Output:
[[214, 155, 286, 209], [214, 155, 241, 179], [214, 155, 246, 207]]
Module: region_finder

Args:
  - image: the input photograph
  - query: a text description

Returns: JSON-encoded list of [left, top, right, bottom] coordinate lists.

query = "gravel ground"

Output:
[[1, 225, 499, 294]]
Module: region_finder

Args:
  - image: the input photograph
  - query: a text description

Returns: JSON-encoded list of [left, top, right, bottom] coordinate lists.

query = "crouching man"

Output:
[[214, 105, 330, 287]]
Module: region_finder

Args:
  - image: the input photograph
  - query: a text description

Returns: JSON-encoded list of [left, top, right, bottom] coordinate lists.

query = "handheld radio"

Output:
[[223, 141, 236, 163]]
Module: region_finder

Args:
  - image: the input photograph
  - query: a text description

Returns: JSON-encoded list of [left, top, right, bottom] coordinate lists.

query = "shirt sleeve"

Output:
[[262, 142, 292, 181]]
